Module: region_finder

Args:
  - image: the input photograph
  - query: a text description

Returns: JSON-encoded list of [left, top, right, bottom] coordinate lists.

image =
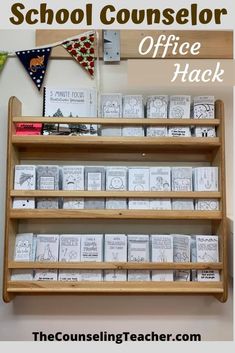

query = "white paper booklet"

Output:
[[193, 96, 216, 137], [150, 167, 171, 191], [106, 167, 127, 191], [59, 234, 81, 281], [128, 168, 150, 191], [149, 199, 171, 210], [34, 234, 59, 281], [196, 235, 219, 281], [151, 235, 173, 281], [168, 95, 191, 137], [100, 93, 122, 136], [106, 199, 127, 209], [14, 165, 36, 190], [13, 198, 35, 209], [172, 167, 193, 191], [128, 235, 150, 281], [13, 165, 36, 209], [194, 167, 218, 191], [146, 95, 168, 136], [11, 233, 36, 281], [128, 199, 150, 210], [104, 234, 127, 281], [195, 199, 219, 211], [43, 87, 97, 135], [62, 166, 84, 209], [173, 234, 191, 281], [36, 165, 60, 209], [172, 200, 194, 210], [128, 168, 150, 209], [80, 235, 103, 281], [122, 95, 144, 136], [14, 233, 35, 261]]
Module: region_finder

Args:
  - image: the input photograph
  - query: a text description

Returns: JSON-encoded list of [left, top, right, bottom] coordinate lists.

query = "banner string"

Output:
[[95, 30, 101, 116], [1, 30, 95, 57]]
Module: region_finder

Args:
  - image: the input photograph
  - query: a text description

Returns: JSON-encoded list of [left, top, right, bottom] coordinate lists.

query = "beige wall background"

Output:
[[0, 30, 233, 341]]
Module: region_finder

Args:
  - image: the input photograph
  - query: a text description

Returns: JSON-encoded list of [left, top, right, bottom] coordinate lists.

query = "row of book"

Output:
[[16, 88, 216, 138], [13, 165, 219, 210], [12, 233, 219, 282], [101, 94, 216, 138]]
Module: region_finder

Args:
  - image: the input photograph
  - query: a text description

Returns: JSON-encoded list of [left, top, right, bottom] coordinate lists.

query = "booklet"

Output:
[[43, 87, 97, 135]]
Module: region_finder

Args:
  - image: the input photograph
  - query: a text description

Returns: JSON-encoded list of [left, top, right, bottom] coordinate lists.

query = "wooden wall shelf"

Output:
[[9, 209, 222, 221], [35, 30, 233, 60], [8, 262, 223, 271], [7, 281, 224, 295], [3, 97, 228, 303]]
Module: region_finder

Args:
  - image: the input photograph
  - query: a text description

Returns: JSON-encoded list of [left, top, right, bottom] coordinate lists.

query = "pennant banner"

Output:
[[62, 32, 95, 78], [0, 52, 8, 72], [16, 47, 52, 91]]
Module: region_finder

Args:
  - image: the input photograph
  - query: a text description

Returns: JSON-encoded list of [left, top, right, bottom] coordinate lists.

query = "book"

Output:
[[36, 165, 60, 209], [100, 93, 122, 136], [106, 167, 127, 191], [14, 233, 36, 261], [34, 234, 59, 281], [193, 96, 216, 137], [62, 166, 84, 209], [80, 234, 103, 281], [11, 233, 36, 281], [146, 95, 168, 137], [128, 168, 150, 209], [15, 122, 42, 136], [43, 87, 97, 135], [122, 95, 144, 136], [172, 167, 193, 191], [104, 234, 127, 281], [150, 167, 171, 191], [195, 199, 219, 211], [172, 200, 194, 210], [149, 199, 171, 210], [84, 167, 105, 209], [13, 165, 36, 209], [128, 235, 150, 281], [168, 95, 191, 137], [194, 235, 219, 281], [58, 234, 81, 281], [14, 165, 36, 190], [194, 167, 218, 191], [173, 234, 191, 281], [151, 235, 173, 281]]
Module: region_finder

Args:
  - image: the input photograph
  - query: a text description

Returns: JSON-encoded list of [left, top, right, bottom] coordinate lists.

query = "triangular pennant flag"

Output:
[[62, 32, 95, 78], [0, 52, 8, 73], [16, 47, 52, 91]]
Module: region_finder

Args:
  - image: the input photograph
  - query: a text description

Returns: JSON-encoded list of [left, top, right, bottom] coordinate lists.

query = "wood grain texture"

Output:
[[3, 97, 21, 303], [9, 209, 222, 220], [12, 117, 220, 126], [214, 101, 228, 303], [7, 281, 224, 294], [10, 190, 221, 199], [36, 30, 233, 59], [18, 150, 213, 163], [8, 261, 223, 271]]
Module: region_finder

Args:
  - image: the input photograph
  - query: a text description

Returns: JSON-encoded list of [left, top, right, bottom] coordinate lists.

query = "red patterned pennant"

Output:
[[62, 33, 95, 78]]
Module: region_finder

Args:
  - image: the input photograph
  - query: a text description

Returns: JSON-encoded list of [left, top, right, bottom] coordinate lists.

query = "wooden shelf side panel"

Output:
[[3, 97, 22, 303], [213, 100, 228, 303]]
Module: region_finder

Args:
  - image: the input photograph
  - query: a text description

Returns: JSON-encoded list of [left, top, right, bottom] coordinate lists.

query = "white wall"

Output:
[[0, 30, 233, 341]]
